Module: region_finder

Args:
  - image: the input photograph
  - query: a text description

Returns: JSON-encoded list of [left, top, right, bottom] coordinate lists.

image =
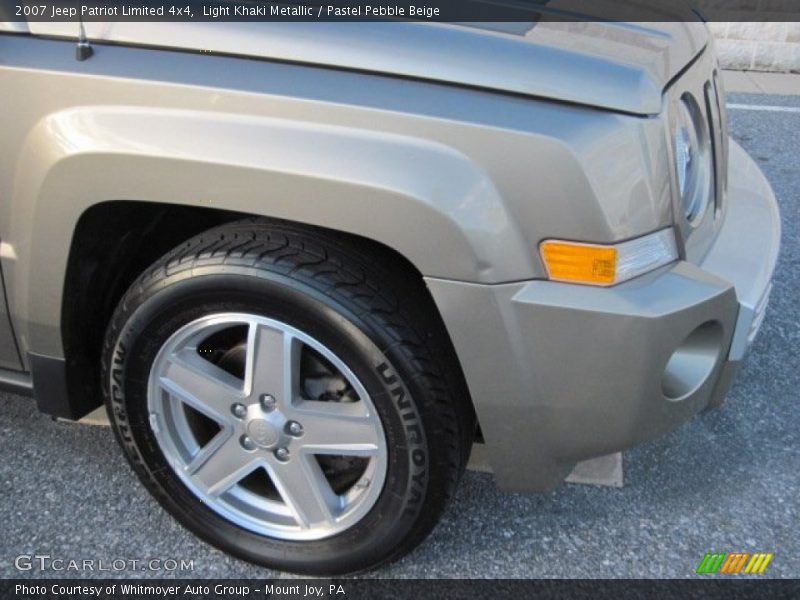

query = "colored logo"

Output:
[[696, 552, 773, 574]]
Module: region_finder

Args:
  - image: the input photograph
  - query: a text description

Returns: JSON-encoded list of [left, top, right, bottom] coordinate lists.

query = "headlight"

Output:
[[674, 94, 712, 223]]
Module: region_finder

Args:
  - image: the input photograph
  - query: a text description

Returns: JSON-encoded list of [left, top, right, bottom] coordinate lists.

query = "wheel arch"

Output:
[[6, 106, 499, 422], [7, 106, 528, 358], [55, 202, 475, 426]]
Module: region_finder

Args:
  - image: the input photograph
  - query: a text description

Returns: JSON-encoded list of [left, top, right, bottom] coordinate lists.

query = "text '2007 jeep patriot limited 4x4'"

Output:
[[0, 16, 780, 574]]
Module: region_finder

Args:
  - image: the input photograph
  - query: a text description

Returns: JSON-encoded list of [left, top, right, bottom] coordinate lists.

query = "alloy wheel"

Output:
[[146, 313, 387, 541]]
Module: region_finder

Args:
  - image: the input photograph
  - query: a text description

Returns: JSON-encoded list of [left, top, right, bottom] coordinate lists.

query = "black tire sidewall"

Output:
[[105, 267, 432, 575]]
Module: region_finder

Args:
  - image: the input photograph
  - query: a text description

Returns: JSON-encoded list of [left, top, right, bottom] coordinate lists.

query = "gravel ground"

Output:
[[0, 93, 798, 580]]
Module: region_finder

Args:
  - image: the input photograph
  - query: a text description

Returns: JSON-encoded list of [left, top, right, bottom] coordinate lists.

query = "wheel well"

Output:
[[62, 201, 247, 415], [61, 201, 475, 427]]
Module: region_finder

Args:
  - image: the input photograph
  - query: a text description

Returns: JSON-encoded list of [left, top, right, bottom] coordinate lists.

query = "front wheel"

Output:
[[102, 220, 473, 574]]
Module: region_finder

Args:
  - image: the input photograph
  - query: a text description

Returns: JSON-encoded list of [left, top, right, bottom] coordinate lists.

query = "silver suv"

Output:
[[0, 20, 780, 574]]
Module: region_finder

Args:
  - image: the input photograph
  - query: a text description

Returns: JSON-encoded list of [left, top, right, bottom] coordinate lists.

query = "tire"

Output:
[[101, 218, 474, 575]]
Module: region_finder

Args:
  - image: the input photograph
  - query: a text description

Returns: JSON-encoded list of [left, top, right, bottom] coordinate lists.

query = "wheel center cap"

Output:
[[246, 419, 279, 449]]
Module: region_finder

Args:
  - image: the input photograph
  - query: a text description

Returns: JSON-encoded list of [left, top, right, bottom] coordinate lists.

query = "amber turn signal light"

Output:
[[540, 242, 617, 285], [539, 229, 678, 286]]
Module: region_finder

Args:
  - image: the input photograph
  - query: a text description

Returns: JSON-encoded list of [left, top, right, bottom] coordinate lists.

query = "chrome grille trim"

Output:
[[704, 70, 728, 217], [713, 69, 730, 196], [704, 81, 721, 214]]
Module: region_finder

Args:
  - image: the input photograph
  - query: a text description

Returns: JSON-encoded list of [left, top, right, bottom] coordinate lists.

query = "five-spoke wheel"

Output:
[[148, 314, 386, 540]]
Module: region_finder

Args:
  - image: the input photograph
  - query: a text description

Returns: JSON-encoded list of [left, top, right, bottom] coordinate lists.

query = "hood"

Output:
[[23, 19, 709, 115]]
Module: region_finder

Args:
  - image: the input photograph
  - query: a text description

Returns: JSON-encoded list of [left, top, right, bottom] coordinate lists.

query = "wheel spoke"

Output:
[[186, 432, 261, 496], [159, 352, 244, 422], [266, 454, 340, 529], [246, 322, 300, 406], [295, 400, 381, 456]]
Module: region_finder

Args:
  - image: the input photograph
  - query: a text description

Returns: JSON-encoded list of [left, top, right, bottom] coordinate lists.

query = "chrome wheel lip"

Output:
[[146, 312, 387, 541]]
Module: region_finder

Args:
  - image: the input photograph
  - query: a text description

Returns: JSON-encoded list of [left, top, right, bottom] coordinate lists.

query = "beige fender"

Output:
[[5, 106, 530, 359]]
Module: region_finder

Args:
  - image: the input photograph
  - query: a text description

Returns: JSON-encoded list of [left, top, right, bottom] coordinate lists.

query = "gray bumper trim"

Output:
[[701, 140, 781, 361], [426, 139, 780, 492]]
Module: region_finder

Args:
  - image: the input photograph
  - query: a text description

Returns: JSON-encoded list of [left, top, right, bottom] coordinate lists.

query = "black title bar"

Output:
[[4, 579, 800, 600], [2, 0, 800, 22]]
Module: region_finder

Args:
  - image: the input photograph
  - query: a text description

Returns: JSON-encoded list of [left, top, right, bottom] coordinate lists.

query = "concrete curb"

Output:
[[723, 69, 800, 95], [467, 443, 624, 489]]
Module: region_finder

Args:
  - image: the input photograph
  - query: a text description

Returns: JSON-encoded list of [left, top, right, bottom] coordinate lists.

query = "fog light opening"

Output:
[[662, 321, 723, 401]]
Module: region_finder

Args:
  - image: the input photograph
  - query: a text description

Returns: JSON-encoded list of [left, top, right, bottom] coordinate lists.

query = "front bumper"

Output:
[[426, 140, 780, 491]]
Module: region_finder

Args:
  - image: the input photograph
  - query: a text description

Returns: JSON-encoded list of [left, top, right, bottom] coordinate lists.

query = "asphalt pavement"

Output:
[[1, 92, 798, 579]]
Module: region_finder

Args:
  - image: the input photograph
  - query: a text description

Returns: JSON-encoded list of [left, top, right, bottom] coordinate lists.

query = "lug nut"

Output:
[[231, 403, 247, 419], [286, 421, 303, 436], [260, 394, 276, 411], [274, 447, 290, 462], [240, 435, 256, 451]]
